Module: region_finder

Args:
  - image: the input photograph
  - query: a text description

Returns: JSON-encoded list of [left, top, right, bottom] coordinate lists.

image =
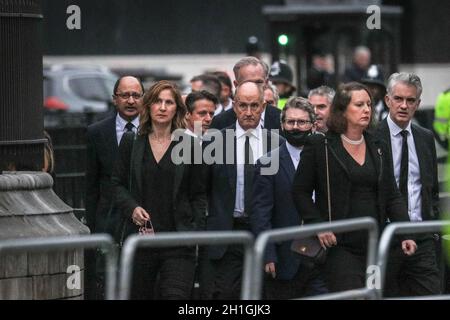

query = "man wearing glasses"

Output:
[[250, 97, 328, 299], [376, 73, 441, 297], [85, 76, 144, 299]]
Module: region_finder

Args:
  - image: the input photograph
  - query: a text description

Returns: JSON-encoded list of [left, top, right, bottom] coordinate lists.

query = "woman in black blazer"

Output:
[[112, 80, 206, 299], [292, 82, 417, 292]]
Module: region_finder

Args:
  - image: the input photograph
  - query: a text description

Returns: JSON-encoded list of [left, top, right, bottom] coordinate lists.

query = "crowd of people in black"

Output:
[[84, 52, 444, 300]]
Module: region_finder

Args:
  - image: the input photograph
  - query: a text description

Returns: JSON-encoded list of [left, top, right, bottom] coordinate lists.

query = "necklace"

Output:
[[341, 134, 364, 145], [150, 134, 171, 145]]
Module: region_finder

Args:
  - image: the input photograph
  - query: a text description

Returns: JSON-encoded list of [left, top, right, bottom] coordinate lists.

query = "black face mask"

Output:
[[283, 129, 311, 147]]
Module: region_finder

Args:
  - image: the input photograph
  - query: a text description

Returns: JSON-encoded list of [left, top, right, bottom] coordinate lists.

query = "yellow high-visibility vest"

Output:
[[433, 89, 450, 140]]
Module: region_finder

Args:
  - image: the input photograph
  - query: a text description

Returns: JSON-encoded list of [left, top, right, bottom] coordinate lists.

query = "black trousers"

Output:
[[264, 262, 328, 300], [324, 245, 367, 292], [131, 247, 196, 300], [385, 238, 441, 297], [209, 243, 245, 300], [208, 219, 250, 300]]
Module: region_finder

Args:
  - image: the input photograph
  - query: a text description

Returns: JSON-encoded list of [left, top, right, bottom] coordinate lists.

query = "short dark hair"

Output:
[[191, 74, 222, 101], [113, 76, 145, 95], [210, 71, 233, 91], [327, 82, 374, 134], [185, 90, 219, 113]]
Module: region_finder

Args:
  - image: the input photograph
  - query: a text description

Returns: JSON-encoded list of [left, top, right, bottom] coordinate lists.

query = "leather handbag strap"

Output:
[[324, 138, 331, 222]]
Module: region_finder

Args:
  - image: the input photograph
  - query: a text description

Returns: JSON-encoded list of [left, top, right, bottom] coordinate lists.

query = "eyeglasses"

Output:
[[115, 92, 143, 100], [236, 102, 261, 111], [284, 119, 312, 127], [391, 95, 418, 106]]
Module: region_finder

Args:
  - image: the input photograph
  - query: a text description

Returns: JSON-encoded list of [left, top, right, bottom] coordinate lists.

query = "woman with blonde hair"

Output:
[[112, 80, 207, 299]]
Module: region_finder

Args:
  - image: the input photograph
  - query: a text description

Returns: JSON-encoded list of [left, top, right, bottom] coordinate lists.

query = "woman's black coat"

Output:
[[111, 132, 207, 243], [292, 131, 410, 230]]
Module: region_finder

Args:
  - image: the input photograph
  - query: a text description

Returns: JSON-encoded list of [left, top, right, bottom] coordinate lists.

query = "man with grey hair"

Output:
[[375, 72, 441, 297], [250, 97, 327, 298], [211, 57, 281, 130], [308, 86, 335, 133], [264, 83, 279, 108]]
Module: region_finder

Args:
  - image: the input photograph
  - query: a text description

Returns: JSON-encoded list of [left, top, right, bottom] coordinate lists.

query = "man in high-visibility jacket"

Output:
[[435, 88, 450, 284], [433, 88, 450, 143]]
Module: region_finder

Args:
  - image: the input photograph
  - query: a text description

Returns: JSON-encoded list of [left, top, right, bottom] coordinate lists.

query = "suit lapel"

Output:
[[225, 126, 237, 195], [105, 116, 118, 156], [412, 125, 426, 185], [365, 133, 382, 181], [133, 135, 145, 197], [326, 133, 350, 177], [173, 162, 185, 203], [279, 144, 296, 182], [378, 119, 392, 152]]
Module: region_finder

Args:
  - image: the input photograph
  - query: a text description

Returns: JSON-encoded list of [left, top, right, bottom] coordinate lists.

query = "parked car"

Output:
[[43, 65, 118, 113]]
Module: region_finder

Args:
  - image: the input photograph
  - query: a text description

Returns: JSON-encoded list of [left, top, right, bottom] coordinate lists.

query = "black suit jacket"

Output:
[[85, 115, 119, 235], [292, 131, 410, 231], [111, 132, 207, 243], [375, 119, 440, 221], [250, 143, 302, 280], [210, 105, 281, 131], [205, 125, 284, 259]]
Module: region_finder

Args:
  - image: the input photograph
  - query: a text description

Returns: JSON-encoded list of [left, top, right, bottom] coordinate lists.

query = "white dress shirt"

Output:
[[223, 98, 233, 112], [387, 115, 422, 221], [184, 128, 203, 146], [116, 115, 140, 145], [260, 109, 266, 128], [214, 98, 234, 116], [234, 122, 264, 218], [286, 141, 302, 170]]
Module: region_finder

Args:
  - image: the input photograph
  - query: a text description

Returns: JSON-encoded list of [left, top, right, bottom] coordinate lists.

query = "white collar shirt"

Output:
[[387, 115, 422, 221]]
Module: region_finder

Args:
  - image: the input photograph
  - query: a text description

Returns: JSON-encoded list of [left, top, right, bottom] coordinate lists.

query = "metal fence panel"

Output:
[[118, 231, 254, 300], [250, 217, 379, 300], [376, 220, 450, 300]]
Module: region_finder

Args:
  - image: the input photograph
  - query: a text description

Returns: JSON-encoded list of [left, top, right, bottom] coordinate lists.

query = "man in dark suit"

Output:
[[210, 56, 281, 131], [250, 97, 327, 299], [375, 72, 441, 297], [85, 76, 144, 299], [204, 80, 283, 299]]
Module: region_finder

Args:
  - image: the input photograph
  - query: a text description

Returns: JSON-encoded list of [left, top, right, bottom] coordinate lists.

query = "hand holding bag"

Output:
[[291, 138, 331, 265]]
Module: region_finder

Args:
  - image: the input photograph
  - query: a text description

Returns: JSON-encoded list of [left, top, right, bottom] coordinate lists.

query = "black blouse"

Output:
[[142, 141, 176, 233], [339, 142, 378, 253]]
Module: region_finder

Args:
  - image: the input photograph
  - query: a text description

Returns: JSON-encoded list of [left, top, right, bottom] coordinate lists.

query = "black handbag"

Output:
[[291, 138, 331, 265], [290, 236, 327, 264]]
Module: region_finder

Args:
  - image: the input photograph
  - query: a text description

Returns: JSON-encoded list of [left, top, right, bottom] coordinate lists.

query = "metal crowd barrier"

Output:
[[0, 234, 118, 300], [118, 231, 254, 300], [377, 220, 450, 300], [249, 217, 379, 300]]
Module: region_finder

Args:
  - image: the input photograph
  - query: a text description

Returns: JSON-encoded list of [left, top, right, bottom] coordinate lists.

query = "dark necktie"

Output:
[[244, 135, 254, 217], [399, 130, 409, 202], [120, 122, 135, 145]]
